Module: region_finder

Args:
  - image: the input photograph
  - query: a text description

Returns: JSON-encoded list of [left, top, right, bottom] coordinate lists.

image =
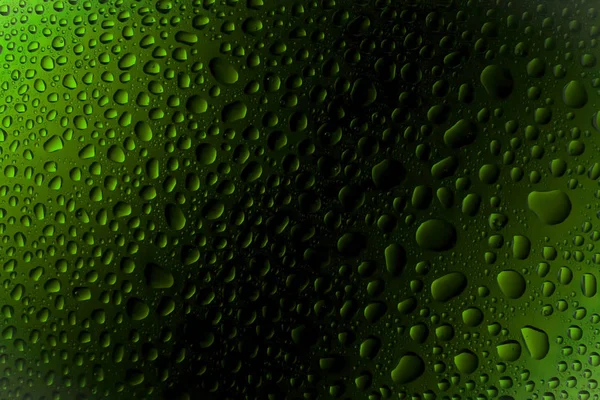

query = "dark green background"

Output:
[[0, 0, 595, 399]]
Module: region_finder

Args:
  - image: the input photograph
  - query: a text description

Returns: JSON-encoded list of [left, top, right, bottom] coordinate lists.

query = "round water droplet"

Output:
[[416, 219, 457, 251], [497, 270, 526, 299], [480, 65, 514, 99]]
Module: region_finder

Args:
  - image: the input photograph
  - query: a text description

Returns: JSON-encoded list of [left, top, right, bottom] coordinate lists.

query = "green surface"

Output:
[[0, 0, 597, 399]]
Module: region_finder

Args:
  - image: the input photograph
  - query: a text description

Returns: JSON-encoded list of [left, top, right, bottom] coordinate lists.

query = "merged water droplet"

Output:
[[528, 190, 572, 225]]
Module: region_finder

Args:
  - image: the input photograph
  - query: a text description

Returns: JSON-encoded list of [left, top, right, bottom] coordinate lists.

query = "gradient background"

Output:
[[0, 0, 594, 399]]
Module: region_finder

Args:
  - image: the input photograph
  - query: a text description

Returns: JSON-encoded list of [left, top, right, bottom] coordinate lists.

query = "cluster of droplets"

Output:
[[4, 0, 600, 399]]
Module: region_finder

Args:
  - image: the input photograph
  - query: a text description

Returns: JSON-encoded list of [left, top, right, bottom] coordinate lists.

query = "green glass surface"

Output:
[[0, 0, 595, 399]]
